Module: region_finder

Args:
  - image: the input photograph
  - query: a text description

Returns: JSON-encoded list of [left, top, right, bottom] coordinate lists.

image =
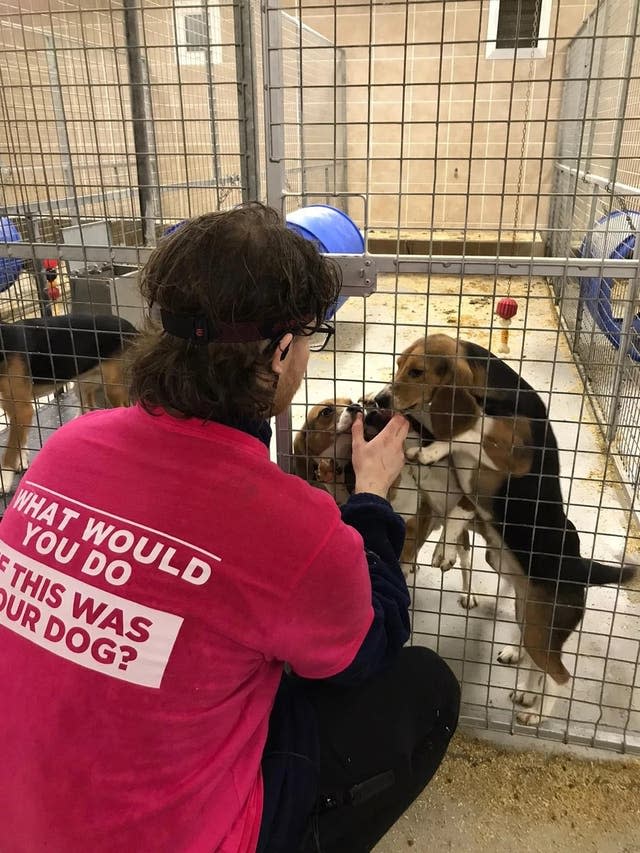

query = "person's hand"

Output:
[[351, 413, 410, 499]]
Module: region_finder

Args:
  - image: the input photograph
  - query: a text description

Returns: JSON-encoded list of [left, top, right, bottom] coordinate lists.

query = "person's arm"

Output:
[[326, 413, 412, 684], [275, 413, 412, 686], [324, 491, 410, 686]]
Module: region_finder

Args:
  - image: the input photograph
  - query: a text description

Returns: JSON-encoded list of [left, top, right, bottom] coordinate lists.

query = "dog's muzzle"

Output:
[[337, 403, 364, 433], [363, 406, 394, 440], [373, 390, 392, 409]]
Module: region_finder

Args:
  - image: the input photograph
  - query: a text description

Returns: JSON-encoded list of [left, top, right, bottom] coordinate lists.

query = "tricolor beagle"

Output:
[[376, 333, 637, 724], [292, 398, 355, 486]]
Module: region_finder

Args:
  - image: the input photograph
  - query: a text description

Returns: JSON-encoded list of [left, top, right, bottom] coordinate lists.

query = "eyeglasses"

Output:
[[303, 322, 335, 352], [267, 321, 335, 354]]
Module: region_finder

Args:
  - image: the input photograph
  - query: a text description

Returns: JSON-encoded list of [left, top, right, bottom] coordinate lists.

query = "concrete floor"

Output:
[[373, 731, 640, 852], [292, 272, 640, 754]]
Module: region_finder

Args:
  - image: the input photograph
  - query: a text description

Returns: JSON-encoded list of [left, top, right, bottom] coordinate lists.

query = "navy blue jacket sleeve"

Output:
[[325, 492, 411, 686]]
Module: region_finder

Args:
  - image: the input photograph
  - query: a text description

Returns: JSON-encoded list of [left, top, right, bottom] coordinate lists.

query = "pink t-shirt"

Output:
[[0, 405, 374, 853]]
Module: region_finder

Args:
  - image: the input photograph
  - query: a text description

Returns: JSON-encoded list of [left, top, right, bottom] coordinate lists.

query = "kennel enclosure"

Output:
[[0, 0, 639, 755]]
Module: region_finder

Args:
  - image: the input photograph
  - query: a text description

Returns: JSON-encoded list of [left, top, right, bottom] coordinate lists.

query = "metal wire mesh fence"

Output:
[[550, 0, 640, 493], [0, 0, 638, 755], [263, 0, 640, 754]]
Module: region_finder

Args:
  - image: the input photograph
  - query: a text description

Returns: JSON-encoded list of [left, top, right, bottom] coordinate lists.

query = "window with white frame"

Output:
[[486, 0, 552, 60], [175, 2, 222, 66]]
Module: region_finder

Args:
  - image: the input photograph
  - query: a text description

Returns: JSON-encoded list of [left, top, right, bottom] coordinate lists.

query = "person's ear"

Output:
[[271, 333, 294, 375]]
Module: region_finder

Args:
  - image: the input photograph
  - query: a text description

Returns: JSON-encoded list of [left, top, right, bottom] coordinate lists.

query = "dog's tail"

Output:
[[585, 559, 637, 587]]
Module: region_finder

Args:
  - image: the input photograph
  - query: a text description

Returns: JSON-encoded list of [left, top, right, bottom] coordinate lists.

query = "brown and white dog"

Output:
[[0, 313, 137, 493], [293, 396, 478, 607], [292, 398, 355, 486], [376, 333, 637, 724]]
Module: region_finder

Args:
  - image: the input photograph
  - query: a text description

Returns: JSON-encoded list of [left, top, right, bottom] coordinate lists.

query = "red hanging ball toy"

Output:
[[495, 296, 518, 354], [43, 258, 58, 281], [43, 259, 60, 300]]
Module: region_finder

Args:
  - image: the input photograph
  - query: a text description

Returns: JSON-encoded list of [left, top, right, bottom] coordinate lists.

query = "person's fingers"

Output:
[[350, 412, 364, 448], [391, 414, 410, 438], [379, 413, 409, 441]]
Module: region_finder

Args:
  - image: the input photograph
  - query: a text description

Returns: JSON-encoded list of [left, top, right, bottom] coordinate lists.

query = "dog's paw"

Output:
[[510, 689, 537, 708], [458, 592, 478, 609], [401, 562, 416, 579], [404, 446, 421, 463], [497, 645, 521, 665], [432, 541, 457, 572], [515, 709, 541, 727], [18, 452, 30, 472]]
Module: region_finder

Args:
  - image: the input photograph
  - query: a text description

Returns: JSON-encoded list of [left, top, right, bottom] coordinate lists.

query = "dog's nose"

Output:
[[374, 391, 391, 408], [346, 403, 364, 415]]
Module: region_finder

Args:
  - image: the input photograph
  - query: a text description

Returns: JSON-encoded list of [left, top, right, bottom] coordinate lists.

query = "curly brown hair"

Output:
[[128, 203, 342, 424]]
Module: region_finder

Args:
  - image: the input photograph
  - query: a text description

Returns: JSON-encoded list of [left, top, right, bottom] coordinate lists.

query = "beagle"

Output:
[[294, 396, 477, 607], [0, 313, 137, 493], [292, 397, 355, 485], [376, 333, 637, 725]]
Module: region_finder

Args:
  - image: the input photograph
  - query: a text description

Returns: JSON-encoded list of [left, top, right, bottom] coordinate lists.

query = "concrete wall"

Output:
[[298, 0, 596, 231]]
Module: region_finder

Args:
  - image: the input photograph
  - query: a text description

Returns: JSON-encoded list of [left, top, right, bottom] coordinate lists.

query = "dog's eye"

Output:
[[319, 406, 335, 417], [407, 368, 424, 379]]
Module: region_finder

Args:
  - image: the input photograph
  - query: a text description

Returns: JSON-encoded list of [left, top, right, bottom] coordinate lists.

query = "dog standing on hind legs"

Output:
[[377, 332, 638, 725], [0, 313, 137, 493]]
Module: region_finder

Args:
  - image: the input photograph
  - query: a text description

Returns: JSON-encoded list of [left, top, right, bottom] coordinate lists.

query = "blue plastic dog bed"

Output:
[[286, 204, 364, 319], [0, 217, 23, 293], [579, 210, 640, 362]]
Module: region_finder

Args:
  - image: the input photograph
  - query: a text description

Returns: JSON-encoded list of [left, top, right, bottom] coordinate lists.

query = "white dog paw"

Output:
[[515, 709, 541, 727], [405, 446, 421, 462], [497, 645, 521, 665], [417, 448, 440, 465], [510, 689, 538, 708], [432, 542, 457, 572], [458, 592, 478, 609]]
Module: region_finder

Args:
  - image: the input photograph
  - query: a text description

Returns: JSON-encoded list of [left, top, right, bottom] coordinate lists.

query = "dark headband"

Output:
[[160, 308, 311, 345]]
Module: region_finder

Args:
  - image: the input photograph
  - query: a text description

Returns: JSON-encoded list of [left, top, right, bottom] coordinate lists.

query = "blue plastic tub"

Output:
[[579, 210, 640, 362], [0, 217, 23, 293], [286, 204, 364, 318]]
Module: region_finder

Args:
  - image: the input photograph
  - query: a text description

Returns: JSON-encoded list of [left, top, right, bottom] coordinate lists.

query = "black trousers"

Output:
[[260, 646, 460, 853]]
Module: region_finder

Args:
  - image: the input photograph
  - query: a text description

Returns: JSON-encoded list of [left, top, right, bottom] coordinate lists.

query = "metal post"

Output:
[[202, 0, 223, 210], [234, 0, 260, 203], [573, 184, 601, 351], [336, 46, 348, 208], [262, 3, 286, 211], [606, 236, 640, 443], [261, 2, 292, 470], [602, 0, 640, 443], [123, 0, 159, 246], [25, 214, 53, 318], [582, 16, 608, 177], [44, 34, 80, 226], [606, 1, 640, 195]]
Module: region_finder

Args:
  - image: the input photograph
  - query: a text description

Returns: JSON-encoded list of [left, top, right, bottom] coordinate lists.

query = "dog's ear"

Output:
[[430, 386, 479, 439], [431, 352, 473, 390], [293, 427, 307, 457], [452, 353, 474, 388]]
